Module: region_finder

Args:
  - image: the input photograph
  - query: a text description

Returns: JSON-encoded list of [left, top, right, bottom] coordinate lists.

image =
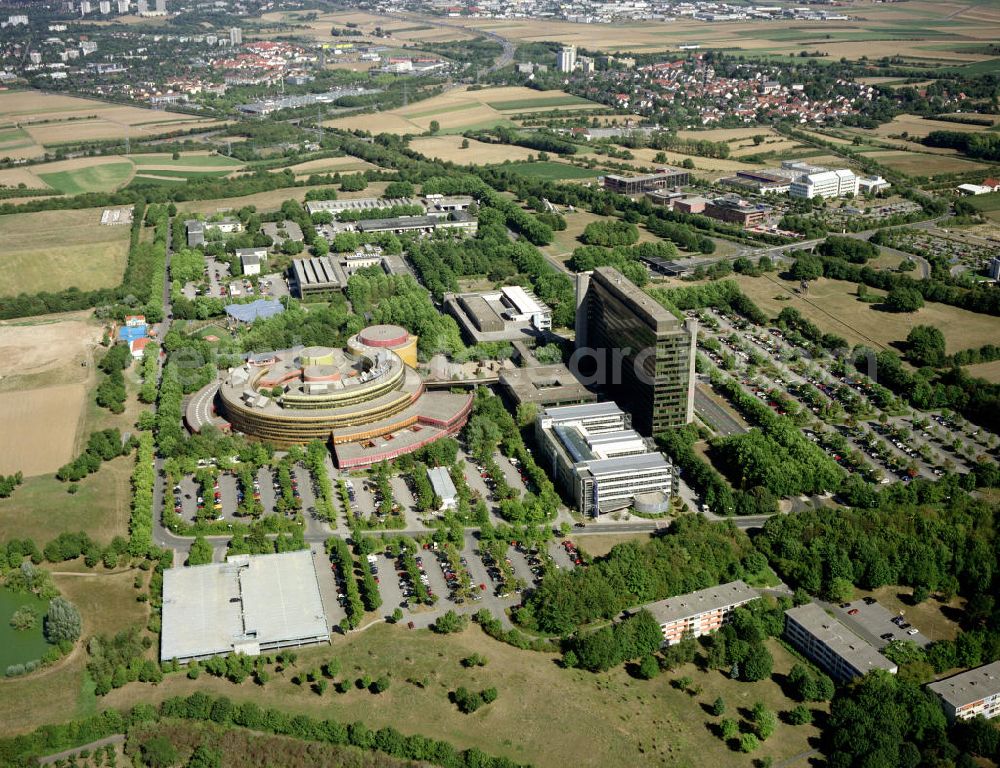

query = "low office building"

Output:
[[444, 286, 553, 343], [858, 175, 891, 195], [305, 196, 418, 216], [672, 195, 709, 215], [499, 364, 597, 409], [602, 167, 691, 194], [927, 661, 1000, 722], [237, 247, 267, 276], [160, 551, 329, 663], [185, 217, 243, 247], [427, 465, 457, 510], [790, 169, 859, 199], [642, 580, 759, 646], [722, 170, 791, 195], [704, 197, 773, 227], [288, 256, 344, 298], [535, 402, 674, 517], [784, 603, 898, 682], [356, 211, 477, 236]]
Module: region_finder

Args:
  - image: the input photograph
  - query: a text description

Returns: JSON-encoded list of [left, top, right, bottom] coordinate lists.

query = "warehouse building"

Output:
[[642, 580, 759, 646], [784, 603, 898, 682], [288, 256, 344, 298], [535, 402, 674, 517], [927, 661, 1000, 722], [160, 551, 330, 663]]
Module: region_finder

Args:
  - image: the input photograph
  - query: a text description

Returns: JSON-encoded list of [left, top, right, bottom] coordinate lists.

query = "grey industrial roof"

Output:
[[357, 215, 439, 231], [543, 401, 623, 422], [928, 661, 1000, 708], [427, 465, 457, 501], [643, 580, 758, 625], [225, 299, 284, 323], [292, 256, 341, 288], [581, 451, 671, 476], [785, 603, 898, 675], [498, 364, 596, 407], [161, 550, 328, 662]]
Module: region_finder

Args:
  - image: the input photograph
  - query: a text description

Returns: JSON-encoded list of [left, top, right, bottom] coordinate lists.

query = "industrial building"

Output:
[[160, 551, 329, 663], [790, 169, 859, 199], [288, 256, 344, 298], [444, 286, 553, 343], [426, 465, 457, 510], [720, 170, 792, 195], [535, 402, 674, 517], [602, 167, 691, 195], [784, 603, 898, 682], [305, 196, 419, 216], [499, 364, 597, 409], [184, 217, 243, 247], [575, 267, 697, 434], [194, 332, 472, 466], [356, 211, 477, 236], [927, 661, 1000, 722], [642, 581, 759, 646]]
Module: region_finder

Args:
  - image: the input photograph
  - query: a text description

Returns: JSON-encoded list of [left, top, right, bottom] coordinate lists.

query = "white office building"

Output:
[[536, 402, 674, 517], [858, 175, 891, 195], [230, 27, 242, 45], [790, 169, 859, 199], [928, 661, 1000, 722], [558, 45, 577, 73]]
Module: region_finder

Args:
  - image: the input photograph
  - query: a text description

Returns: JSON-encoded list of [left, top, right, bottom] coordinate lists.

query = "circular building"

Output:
[[348, 324, 419, 368], [195, 340, 471, 469]]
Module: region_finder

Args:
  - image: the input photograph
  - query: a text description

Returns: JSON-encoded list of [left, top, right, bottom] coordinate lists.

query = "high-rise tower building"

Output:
[[558, 45, 576, 73], [229, 27, 242, 45], [575, 267, 697, 434]]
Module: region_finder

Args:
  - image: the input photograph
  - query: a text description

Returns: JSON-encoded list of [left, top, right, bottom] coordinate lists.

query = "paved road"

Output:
[[694, 384, 748, 437]]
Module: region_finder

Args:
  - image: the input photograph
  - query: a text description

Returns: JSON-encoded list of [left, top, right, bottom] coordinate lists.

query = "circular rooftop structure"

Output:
[[349, 324, 419, 368], [299, 346, 337, 366], [358, 324, 410, 348]]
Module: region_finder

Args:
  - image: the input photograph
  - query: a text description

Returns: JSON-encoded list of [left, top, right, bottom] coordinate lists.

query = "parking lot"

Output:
[[831, 597, 929, 650]]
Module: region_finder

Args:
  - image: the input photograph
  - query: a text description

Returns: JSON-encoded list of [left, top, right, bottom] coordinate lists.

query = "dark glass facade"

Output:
[[578, 268, 695, 434]]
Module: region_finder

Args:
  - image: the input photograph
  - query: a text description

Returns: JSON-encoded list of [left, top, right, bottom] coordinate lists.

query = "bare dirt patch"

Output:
[[0, 384, 87, 476], [409, 135, 537, 164]]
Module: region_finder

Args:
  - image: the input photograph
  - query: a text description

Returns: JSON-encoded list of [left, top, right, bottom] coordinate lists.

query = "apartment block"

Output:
[[784, 603, 898, 683], [643, 580, 759, 645], [928, 661, 1000, 722]]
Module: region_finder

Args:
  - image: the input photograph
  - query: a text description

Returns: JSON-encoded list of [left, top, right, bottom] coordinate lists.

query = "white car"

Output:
[[907, 628, 919, 636]]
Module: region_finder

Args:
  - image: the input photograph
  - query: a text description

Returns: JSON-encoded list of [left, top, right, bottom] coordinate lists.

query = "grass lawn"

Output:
[[0, 207, 131, 296], [853, 586, 964, 643], [128, 153, 243, 168], [576, 532, 653, 557], [38, 162, 134, 195], [963, 359, 1000, 384], [133, 168, 232, 179], [498, 161, 602, 181], [94, 624, 819, 768], [734, 273, 1000, 354], [0, 454, 133, 545], [965, 191, 1000, 212]]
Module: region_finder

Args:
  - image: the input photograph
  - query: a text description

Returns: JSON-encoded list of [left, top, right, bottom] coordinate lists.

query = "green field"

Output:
[[499, 161, 602, 180], [133, 168, 233, 179], [38, 162, 134, 195], [129, 153, 243, 168], [0, 588, 51, 670], [488, 95, 598, 111], [965, 191, 1000, 212]]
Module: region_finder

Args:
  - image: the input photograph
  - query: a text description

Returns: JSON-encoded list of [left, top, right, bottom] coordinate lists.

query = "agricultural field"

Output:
[[0, 312, 106, 476], [327, 86, 601, 135], [0, 90, 221, 158], [0, 207, 131, 295], [38, 160, 134, 195], [733, 273, 1000, 353], [498, 160, 603, 181], [864, 149, 989, 176], [176, 181, 389, 216], [409, 135, 537, 165], [260, 9, 477, 44], [92, 623, 819, 768], [284, 154, 376, 176], [964, 360, 1000, 384], [454, 0, 1000, 63]]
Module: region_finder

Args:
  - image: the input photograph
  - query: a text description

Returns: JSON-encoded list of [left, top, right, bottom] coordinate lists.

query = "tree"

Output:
[[737, 643, 773, 682], [885, 286, 924, 313], [905, 325, 946, 367], [429, 120, 440, 134], [186, 745, 222, 768], [461, 138, 470, 149], [787, 705, 813, 725], [710, 696, 726, 716], [636, 654, 660, 680], [432, 610, 468, 634], [790, 255, 823, 282], [186, 537, 213, 566], [739, 733, 760, 753], [44, 597, 81, 644], [752, 702, 778, 740], [9, 606, 37, 631], [141, 735, 179, 768], [721, 718, 739, 741]]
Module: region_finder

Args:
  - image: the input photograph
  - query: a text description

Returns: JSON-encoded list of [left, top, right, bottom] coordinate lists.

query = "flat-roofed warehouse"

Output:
[[289, 256, 344, 298], [160, 550, 330, 663]]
